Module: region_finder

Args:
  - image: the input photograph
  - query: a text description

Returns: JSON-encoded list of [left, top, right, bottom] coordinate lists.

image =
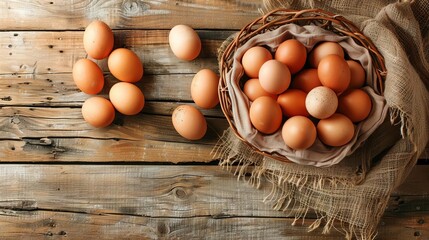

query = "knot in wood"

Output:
[[11, 115, 20, 124], [21, 200, 37, 210], [157, 222, 170, 236], [1, 96, 12, 101], [122, 0, 149, 16], [174, 187, 188, 199]]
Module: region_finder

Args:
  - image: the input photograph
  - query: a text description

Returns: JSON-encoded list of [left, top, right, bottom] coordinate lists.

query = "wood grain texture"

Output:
[[0, 138, 218, 162], [0, 1, 427, 239], [0, 30, 229, 75], [0, 0, 261, 30], [0, 106, 227, 162], [0, 211, 426, 240], [0, 73, 229, 107], [0, 165, 426, 239], [0, 107, 226, 140]]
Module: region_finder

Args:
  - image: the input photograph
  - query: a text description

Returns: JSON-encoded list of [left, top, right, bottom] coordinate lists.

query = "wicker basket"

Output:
[[218, 8, 387, 164]]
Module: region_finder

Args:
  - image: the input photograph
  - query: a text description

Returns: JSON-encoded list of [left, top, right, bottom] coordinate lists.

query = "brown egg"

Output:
[[338, 89, 372, 122], [259, 60, 291, 95], [83, 20, 114, 60], [308, 41, 344, 68], [108, 48, 143, 83], [305, 86, 338, 119], [347, 60, 366, 89], [81, 97, 115, 128], [191, 69, 219, 109], [241, 46, 272, 78], [317, 113, 355, 147], [243, 78, 277, 101], [318, 54, 351, 93], [275, 39, 307, 74], [72, 59, 104, 95], [291, 68, 322, 93], [249, 96, 282, 134], [109, 82, 145, 115], [277, 89, 309, 117], [172, 105, 207, 140], [169, 25, 201, 61], [282, 116, 316, 150]]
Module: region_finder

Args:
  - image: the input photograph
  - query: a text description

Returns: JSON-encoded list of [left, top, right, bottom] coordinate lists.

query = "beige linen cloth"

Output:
[[213, 0, 429, 239], [225, 23, 388, 167]]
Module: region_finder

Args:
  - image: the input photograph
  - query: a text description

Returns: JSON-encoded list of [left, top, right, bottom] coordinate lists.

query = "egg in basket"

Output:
[[218, 9, 388, 167]]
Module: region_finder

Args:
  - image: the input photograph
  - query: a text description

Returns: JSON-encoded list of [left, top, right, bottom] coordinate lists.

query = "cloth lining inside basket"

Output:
[[227, 24, 388, 167], [214, 1, 429, 239]]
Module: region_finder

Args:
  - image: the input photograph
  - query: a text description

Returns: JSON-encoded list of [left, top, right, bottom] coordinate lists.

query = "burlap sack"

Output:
[[213, 0, 429, 239]]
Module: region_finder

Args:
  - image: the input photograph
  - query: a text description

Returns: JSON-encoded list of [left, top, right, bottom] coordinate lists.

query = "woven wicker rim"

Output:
[[218, 8, 387, 163]]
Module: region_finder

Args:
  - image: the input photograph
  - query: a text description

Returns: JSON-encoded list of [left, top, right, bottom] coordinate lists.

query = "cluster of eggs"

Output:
[[169, 25, 220, 140], [73, 22, 219, 141], [241, 40, 372, 149], [73, 20, 145, 128]]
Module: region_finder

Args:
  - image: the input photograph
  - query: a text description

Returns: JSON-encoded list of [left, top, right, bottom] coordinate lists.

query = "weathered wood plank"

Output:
[[0, 138, 218, 163], [0, 73, 218, 106], [0, 30, 228, 75], [0, 165, 278, 217], [0, 106, 227, 162], [0, 0, 261, 30], [0, 165, 426, 217], [0, 165, 426, 239], [0, 211, 348, 239], [393, 165, 429, 195], [0, 210, 426, 240], [142, 101, 224, 118], [0, 106, 227, 140]]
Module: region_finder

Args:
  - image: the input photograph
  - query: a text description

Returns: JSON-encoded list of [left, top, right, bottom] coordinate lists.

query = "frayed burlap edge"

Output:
[[213, 1, 429, 239], [211, 129, 384, 240]]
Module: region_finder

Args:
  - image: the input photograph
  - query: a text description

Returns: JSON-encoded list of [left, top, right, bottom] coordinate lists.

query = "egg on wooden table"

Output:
[[72, 59, 104, 94], [191, 69, 220, 109], [83, 20, 114, 60], [108, 48, 144, 83], [81, 97, 115, 128], [169, 25, 201, 61], [109, 82, 145, 116], [172, 105, 207, 140]]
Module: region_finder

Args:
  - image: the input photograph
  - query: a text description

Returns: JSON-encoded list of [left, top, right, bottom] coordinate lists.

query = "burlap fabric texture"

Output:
[[212, 0, 429, 239]]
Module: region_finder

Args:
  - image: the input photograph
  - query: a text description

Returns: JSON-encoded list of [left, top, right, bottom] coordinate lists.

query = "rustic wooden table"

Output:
[[0, 1, 427, 239]]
